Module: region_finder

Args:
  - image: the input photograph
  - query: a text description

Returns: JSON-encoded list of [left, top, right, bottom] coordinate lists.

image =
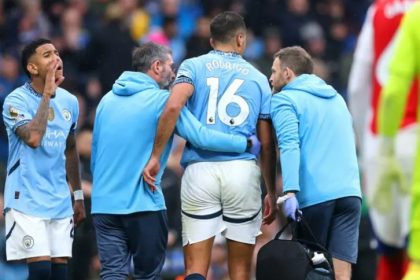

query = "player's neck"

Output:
[[213, 45, 241, 55], [29, 78, 45, 95]]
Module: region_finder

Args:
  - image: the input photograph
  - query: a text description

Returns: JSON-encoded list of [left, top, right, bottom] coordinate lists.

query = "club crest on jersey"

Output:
[[9, 106, 24, 121], [62, 109, 72, 121], [22, 235, 34, 249], [48, 107, 55, 121]]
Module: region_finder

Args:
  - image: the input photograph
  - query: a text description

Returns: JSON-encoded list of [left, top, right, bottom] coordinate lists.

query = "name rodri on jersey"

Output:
[[175, 50, 272, 166]]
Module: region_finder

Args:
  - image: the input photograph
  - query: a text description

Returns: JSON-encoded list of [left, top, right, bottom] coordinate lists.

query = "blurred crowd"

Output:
[[0, 0, 373, 279]]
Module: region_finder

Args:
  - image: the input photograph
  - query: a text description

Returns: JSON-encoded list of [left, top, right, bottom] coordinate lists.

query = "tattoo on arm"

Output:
[[16, 96, 51, 145], [16, 124, 31, 142]]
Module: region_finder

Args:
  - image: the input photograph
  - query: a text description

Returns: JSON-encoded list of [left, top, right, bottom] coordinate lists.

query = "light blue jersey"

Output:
[[2, 82, 79, 218], [175, 50, 272, 165], [91, 72, 247, 214], [270, 74, 361, 208]]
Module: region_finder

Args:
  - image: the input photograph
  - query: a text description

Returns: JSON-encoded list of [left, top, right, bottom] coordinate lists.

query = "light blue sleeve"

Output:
[[174, 59, 196, 84], [175, 107, 247, 153], [70, 95, 79, 133], [270, 93, 300, 192], [2, 92, 32, 132]]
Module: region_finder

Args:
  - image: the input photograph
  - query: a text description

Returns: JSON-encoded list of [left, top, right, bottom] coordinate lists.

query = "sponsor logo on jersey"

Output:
[[22, 235, 34, 249]]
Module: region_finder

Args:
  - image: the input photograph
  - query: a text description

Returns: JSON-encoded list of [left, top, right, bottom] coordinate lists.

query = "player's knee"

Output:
[[28, 261, 51, 280], [185, 273, 206, 280]]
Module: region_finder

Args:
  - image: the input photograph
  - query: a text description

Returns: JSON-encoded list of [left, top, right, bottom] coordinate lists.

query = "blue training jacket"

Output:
[[91, 71, 247, 214], [270, 74, 361, 208]]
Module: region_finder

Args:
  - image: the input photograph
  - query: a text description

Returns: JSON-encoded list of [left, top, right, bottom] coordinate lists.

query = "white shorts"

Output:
[[5, 209, 73, 261], [181, 160, 262, 246], [362, 124, 417, 247]]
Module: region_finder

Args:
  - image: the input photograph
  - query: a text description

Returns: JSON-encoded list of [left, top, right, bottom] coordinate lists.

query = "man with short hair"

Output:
[[2, 38, 85, 280], [143, 11, 277, 280], [91, 42, 254, 280], [269, 46, 362, 280]]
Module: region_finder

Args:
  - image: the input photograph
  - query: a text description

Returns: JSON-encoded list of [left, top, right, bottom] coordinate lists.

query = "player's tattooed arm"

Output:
[[16, 60, 62, 148], [16, 95, 51, 148]]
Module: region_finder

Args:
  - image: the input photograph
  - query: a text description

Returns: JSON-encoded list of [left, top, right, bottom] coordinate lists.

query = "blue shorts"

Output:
[[297, 196, 362, 264], [93, 211, 168, 280]]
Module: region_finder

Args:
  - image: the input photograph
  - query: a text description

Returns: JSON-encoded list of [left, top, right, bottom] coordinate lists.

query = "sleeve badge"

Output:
[[62, 109, 72, 121], [9, 106, 25, 121]]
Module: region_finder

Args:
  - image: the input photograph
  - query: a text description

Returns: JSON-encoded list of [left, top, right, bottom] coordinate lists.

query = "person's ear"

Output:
[[285, 67, 290, 78], [209, 37, 215, 48], [27, 63, 38, 76], [236, 32, 245, 48], [151, 60, 161, 75], [285, 67, 295, 81]]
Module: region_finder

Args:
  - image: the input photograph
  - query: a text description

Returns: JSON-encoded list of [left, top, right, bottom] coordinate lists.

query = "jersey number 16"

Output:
[[206, 77, 249, 127]]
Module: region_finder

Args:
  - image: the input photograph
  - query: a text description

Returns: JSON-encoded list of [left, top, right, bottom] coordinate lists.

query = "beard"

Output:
[[272, 83, 286, 93], [160, 79, 173, 90]]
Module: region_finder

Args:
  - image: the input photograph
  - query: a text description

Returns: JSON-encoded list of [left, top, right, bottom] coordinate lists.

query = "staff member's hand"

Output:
[[143, 155, 160, 192], [283, 193, 300, 221]]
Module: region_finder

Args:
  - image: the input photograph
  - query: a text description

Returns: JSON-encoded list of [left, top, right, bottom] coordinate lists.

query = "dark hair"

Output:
[[210, 11, 246, 44], [132, 42, 171, 73], [274, 46, 313, 75], [21, 38, 53, 78]]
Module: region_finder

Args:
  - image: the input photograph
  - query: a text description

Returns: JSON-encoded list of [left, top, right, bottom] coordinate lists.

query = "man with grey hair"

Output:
[[90, 42, 254, 279]]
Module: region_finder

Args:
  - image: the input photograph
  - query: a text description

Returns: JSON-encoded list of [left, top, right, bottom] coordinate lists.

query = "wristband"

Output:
[[73, 189, 84, 200]]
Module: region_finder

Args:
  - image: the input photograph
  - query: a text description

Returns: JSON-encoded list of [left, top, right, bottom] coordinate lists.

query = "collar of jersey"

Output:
[[210, 50, 241, 58], [25, 82, 55, 98]]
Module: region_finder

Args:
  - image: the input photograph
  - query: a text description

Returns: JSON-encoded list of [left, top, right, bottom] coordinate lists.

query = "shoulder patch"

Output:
[[9, 106, 24, 121]]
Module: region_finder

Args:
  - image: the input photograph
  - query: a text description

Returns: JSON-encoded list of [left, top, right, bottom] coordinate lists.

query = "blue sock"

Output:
[[28, 261, 51, 280], [50, 263, 68, 280], [185, 273, 206, 280]]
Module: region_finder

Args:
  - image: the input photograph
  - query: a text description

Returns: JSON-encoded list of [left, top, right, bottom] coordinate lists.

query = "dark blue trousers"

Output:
[[93, 211, 168, 280]]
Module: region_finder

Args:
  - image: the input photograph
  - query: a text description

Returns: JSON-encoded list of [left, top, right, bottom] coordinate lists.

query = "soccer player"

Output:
[[2, 38, 85, 280], [91, 42, 257, 280], [269, 46, 362, 280], [376, 2, 420, 279], [143, 12, 277, 280], [347, 1, 418, 278]]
